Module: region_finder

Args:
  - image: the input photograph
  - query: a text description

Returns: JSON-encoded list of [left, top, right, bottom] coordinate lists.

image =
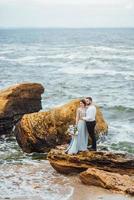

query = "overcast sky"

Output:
[[0, 0, 134, 27]]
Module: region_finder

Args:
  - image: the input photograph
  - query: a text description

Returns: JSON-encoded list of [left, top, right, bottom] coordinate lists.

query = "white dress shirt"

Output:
[[83, 104, 96, 122]]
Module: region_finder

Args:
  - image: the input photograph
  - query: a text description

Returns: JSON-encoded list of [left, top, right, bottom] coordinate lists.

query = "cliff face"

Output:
[[0, 83, 44, 135], [15, 100, 108, 153]]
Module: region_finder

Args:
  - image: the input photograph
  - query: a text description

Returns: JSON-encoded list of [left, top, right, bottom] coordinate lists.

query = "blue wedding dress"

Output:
[[67, 108, 89, 154]]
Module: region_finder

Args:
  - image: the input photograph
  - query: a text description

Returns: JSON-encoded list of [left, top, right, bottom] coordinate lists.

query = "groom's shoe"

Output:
[[89, 147, 97, 151]]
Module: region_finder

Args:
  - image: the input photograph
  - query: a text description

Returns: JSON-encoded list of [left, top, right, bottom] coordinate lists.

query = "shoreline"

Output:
[[0, 153, 133, 200]]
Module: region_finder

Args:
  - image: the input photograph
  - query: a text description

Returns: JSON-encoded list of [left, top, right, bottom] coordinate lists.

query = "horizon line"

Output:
[[0, 26, 134, 29]]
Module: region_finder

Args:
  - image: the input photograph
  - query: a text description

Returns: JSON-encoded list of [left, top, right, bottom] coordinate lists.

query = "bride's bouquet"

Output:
[[68, 125, 78, 136]]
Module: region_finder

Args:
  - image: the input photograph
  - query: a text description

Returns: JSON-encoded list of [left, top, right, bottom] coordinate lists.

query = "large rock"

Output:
[[0, 83, 44, 135], [80, 168, 134, 196], [15, 100, 108, 153], [48, 147, 134, 176]]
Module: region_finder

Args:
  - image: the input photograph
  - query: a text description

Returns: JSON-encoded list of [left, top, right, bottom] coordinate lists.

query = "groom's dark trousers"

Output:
[[86, 121, 96, 150]]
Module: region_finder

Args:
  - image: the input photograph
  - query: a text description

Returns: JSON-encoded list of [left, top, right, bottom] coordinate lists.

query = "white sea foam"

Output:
[[0, 49, 14, 54], [0, 161, 74, 200], [109, 123, 134, 143], [87, 45, 134, 53], [59, 67, 134, 77], [0, 56, 6, 60], [43, 49, 134, 61], [0, 55, 44, 64]]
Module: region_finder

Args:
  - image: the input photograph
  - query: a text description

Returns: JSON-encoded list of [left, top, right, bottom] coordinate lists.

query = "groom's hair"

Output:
[[86, 97, 92, 102]]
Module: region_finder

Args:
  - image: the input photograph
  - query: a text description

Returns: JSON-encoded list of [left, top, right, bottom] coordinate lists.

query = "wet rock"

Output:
[[80, 168, 134, 196], [15, 100, 108, 153], [48, 147, 134, 176], [0, 83, 44, 135]]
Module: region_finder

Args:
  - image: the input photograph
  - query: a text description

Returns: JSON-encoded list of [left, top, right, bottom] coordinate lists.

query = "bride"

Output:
[[67, 99, 89, 154]]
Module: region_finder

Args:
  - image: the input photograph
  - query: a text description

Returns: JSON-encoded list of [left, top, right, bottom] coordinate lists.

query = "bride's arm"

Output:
[[75, 108, 80, 125]]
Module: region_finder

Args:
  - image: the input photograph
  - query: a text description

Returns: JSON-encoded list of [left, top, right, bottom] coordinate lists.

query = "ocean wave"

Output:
[[110, 141, 134, 154], [0, 55, 45, 64], [104, 105, 134, 112], [0, 56, 6, 60], [59, 67, 134, 77], [100, 122, 134, 155], [45, 49, 134, 61], [0, 49, 14, 54], [70, 44, 134, 53], [83, 45, 134, 53]]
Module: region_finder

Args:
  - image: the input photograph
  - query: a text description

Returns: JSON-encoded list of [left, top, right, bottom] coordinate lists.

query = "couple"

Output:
[[67, 97, 97, 154]]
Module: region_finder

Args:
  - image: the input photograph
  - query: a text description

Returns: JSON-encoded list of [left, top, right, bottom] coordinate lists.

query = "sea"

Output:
[[0, 28, 134, 200]]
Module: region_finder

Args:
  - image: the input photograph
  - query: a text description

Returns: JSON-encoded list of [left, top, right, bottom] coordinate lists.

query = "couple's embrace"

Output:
[[67, 97, 97, 154]]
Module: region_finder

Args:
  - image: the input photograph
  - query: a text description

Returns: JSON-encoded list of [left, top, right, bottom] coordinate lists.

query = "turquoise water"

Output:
[[0, 28, 134, 199]]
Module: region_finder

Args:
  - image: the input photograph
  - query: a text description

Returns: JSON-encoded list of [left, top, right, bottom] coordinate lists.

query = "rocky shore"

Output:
[[0, 83, 133, 197], [48, 146, 134, 196]]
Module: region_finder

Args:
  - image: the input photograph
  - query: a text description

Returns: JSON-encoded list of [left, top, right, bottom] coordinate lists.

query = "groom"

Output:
[[82, 97, 97, 151]]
